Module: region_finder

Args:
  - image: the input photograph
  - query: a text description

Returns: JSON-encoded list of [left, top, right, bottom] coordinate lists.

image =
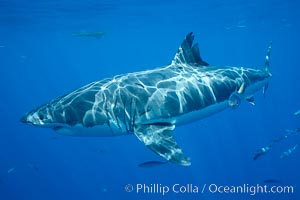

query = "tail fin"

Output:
[[264, 42, 272, 72], [263, 42, 272, 97]]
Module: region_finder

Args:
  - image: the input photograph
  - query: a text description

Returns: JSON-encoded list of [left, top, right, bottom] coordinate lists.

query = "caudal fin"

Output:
[[263, 42, 272, 97]]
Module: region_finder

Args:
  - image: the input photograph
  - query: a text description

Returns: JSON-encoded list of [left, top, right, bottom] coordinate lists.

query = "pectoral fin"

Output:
[[134, 123, 191, 166]]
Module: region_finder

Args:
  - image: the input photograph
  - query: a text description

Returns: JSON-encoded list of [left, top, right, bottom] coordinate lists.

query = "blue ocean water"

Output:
[[1, 0, 299, 199]]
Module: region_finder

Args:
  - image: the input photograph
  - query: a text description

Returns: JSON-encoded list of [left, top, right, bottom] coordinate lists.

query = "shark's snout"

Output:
[[20, 105, 60, 128], [20, 113, 37, 126], [20, 110, 45, 126]]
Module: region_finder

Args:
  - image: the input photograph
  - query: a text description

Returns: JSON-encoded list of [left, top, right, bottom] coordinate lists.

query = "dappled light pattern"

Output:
[[21, 33, 272, 165], [25, 64, 269, 132]]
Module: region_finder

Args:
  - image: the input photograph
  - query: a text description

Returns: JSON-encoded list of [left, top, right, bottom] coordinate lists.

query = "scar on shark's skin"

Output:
[[21, 32, 272, 166]]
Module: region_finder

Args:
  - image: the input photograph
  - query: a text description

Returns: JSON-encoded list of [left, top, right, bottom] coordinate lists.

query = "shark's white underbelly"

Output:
[[173, 101, 229, 126], [141, 100, 229, 126], [55, 122, 130, 137]]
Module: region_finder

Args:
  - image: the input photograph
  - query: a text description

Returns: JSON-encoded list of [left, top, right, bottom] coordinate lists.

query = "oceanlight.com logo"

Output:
[[207, 184, 294, 196], [124, 183, 295, 196]]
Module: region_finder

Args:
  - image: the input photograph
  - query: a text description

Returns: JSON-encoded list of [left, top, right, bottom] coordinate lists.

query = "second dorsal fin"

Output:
[[171, 32, 209, 66]]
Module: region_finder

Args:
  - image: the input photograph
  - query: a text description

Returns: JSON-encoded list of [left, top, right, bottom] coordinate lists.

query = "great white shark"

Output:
[[21, 32, 272, 166]]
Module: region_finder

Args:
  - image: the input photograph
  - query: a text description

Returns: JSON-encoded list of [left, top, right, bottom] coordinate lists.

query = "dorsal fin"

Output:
[[172, 32, 209, 66]]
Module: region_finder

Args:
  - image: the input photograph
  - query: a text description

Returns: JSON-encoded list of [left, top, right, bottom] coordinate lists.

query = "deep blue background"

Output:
[[0, 0, 299, 199]]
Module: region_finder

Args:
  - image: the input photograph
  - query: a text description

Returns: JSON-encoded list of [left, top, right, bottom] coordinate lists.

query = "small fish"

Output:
[[263, 179, 280, 183], [7, 167, 15, 174], [49, 136, 59, 140], [138, 161, 168, 168], [100, 184, 109, 192], [91, 147, 108, 154], [285, 129, 300, 136], [237, 25, 247, 28], [280, 144, 298, 159], [27, 162, 39, 172], [294, 109, 300, 116], [237, 20, 247, 28], [253, 145, 272, 160], [73, 31, 105, 38]]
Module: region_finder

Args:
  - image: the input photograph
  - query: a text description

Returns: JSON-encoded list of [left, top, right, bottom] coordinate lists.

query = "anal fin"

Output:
[[134, 123, 191, 166]]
